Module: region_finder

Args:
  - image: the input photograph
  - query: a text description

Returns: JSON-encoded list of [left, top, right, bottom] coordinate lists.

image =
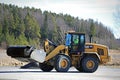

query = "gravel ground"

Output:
[[0, 66, 120, 80], [0, 49, 120, 66]]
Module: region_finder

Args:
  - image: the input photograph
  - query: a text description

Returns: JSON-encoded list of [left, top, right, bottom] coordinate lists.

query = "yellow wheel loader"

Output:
[[7, 32, 111, 72]]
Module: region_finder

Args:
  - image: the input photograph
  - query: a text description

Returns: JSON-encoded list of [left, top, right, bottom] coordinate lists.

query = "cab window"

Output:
[[72, 35, 79, 45]]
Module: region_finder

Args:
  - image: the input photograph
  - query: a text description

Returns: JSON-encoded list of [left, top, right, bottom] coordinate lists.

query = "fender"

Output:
[[84, 52, 101, 62]]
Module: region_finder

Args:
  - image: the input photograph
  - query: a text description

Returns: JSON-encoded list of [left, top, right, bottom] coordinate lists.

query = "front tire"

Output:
[[55, 55, 71, 72], [81, 56, 99, 73], [39, 63, 54, 72]]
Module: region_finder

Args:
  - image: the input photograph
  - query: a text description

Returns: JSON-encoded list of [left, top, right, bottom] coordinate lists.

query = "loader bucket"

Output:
[[7, 46, 32, 58]]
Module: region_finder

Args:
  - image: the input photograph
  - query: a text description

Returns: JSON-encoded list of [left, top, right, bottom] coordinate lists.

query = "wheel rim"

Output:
[[60, 59, 68, 68], [86, 60, 95, 69]]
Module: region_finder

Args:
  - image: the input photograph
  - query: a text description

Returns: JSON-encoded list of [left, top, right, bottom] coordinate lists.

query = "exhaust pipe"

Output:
[[89, 34, 93, 43]]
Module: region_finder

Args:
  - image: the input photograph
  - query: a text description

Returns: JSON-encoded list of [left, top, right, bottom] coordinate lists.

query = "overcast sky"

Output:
[[0, 0, 120, 38]]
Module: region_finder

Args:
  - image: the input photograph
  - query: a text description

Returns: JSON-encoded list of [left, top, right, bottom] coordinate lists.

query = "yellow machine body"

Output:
[[44, 39, 110, 65]]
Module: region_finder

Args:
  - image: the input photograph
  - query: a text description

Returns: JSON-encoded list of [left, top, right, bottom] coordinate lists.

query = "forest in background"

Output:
[[0, 3, 119, 49]]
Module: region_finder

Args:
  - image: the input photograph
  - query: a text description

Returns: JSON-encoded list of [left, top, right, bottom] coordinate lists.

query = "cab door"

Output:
[[70, 33, 85, 54]]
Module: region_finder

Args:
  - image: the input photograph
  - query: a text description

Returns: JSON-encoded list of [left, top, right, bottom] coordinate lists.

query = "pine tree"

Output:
[[24, 13, 40, 46], [3, 17, 9, 37], [41, 11, 48, 39], [0, 23, 3, 43]]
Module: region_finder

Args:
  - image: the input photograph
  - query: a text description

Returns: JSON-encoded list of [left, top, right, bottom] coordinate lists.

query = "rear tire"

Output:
[[39, 63, 54, 72], [81, 56, 99, 73], [55, 55, 71, 72]]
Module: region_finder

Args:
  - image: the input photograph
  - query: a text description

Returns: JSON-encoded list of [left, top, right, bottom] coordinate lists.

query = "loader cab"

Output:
[[65, 32, 85, 54]]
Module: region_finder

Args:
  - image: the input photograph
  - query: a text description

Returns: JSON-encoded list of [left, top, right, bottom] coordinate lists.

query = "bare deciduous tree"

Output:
[[114, 5, 120, 33], [114, 5, 120, 27]]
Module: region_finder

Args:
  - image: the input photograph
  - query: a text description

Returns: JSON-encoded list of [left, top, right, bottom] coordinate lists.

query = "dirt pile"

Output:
[[105, 49, 120, 66], [0, 49, 28, 66]]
